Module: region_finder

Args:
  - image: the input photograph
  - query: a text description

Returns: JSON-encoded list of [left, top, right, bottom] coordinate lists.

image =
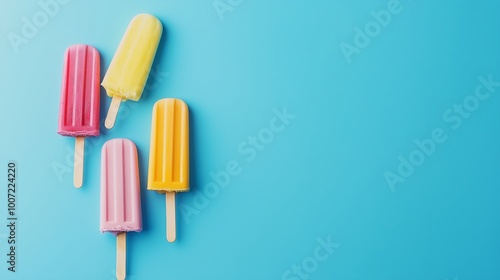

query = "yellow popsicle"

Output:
[[102, 14, 163, 129], [148, 98, 189, 242]]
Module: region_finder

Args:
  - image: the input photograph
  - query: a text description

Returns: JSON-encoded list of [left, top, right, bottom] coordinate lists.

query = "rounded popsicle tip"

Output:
[[130, 14, 163, 44], [74, 179, 83, 189], [102, 138, 138, 151], [65, 44, 99, 54], [132, 13, 163, 27], [104, 118, 115, 129], [152, 98, 189, 111], [167, 235, 176, 243]]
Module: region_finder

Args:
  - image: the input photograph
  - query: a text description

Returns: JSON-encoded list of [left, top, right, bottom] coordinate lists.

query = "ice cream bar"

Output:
[[57, 44, 100, 188], [102, 14, 163, 129], [58, 44, 100, 137], [148, 98, 190, 242], [100, 138, 142, 280], [148, 98, 190, 192], [100, 138, 142, 234]]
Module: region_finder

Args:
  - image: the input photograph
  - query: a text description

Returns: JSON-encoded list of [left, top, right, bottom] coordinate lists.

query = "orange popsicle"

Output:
[[148, 98, 189, 242]]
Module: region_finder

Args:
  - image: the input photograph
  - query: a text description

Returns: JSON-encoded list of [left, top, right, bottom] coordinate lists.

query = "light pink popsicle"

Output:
[[100, 139, 142, 235], [58, 44, 100, 137]]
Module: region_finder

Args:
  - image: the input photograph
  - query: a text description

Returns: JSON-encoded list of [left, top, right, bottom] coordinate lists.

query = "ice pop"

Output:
[[100, 138, 142, 280], [148, 98, 189, 242], [58, 44, 100, 188], [102, 13, 163, 129]]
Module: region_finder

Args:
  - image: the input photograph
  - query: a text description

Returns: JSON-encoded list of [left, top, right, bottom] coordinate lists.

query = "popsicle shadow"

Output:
[[98, 49, 109, 136], [136, 142, 151, 232], [128, 145, 147, 278], [175, 106, 198, 242]]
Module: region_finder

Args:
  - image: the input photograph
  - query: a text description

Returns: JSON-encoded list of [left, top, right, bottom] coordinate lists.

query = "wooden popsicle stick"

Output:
[[73, 137, 85, 188], [105, 96, 122, 129], [166, 192, 176, 242], [116, 232, 126, 280]]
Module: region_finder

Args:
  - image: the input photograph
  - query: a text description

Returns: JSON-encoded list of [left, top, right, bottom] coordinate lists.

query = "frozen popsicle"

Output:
[[58, 44, 100, 188], [100, 138, 142, 280], [102, 13, 163, 129], [148, 98, 189, 242]]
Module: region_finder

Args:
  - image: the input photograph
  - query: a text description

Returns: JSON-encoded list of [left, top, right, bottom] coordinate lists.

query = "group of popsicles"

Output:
[[57, 14, 190, 280]]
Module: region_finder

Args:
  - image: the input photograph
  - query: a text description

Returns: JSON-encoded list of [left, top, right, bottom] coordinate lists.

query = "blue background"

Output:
[[1, 0, 500, 279]]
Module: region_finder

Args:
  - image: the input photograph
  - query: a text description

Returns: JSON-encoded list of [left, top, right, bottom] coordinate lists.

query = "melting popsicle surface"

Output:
[[101, 14, 163, 101], [100, 139, 142, 235], [148, 98, 190, 193], [58, 44, 100, 136]]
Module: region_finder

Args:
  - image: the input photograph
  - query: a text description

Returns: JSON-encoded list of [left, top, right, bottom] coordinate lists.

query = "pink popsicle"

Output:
[[100, 138, 142, 280], [57, 44, 100, 188], [100, 138, 142, 234]]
